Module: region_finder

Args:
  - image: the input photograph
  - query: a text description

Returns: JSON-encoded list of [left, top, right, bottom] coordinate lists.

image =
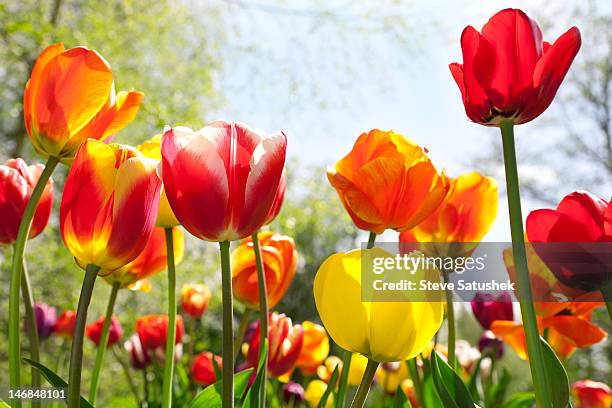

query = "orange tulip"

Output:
[[60, 139, 162, 271], [327, 129, 449, 234], [24, 43, 143, 162], [295, 321, 330, 375], [181, 284, 212, 318], [54, 310, 77, 338], [232, 231, 297, 309], [400, 172, 497, 243], [104, 227, 184, 289]]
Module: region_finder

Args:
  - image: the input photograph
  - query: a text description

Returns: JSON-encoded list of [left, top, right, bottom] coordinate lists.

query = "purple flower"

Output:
[[33, 303, 57, 340], [478, 330, 504, 359], [283, 381, 305, 404], [470, 292, 513, 330]]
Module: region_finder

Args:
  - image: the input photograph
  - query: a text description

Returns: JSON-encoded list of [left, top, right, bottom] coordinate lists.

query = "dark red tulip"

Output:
[[124, 334, 151, 369], [86, 315, 123, 348], [470, 292, 514, 330], [478, 330, 504, 359], [527, 191, 612, 291], [450, 8, 581, 125]]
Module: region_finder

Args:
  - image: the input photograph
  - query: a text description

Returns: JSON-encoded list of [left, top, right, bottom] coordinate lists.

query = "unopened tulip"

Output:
[[283, 381, 305, 404], [60, 139, 162, 272], [478, 330, 504, 358], [0, 158, 53, 244], [470, 292, 514, 330], [400, 172, 497, 243], [137, 134, 180, 227], [161, 122, 287, 241], [105, 227, 184, 289], [232, 231, 297, 309], [246, 312, 303, 378], [191, 351, 222, 386], [181, 283, 212, 318], [86, 315, 123, 347], [305, 380, 333, 408], [572, 380, 612, 408], [527, 191, 612, 291], [314, 249, 444, 362], [449, 9, 581, 126], [296, 321, 330, 375], [24, 43, 143, 161], [124, 334, 151, 369], [136, 315, 184, 351], [327, 129, 448, 234], [32, 303, 57, 340], [54, 310, 77, 338]]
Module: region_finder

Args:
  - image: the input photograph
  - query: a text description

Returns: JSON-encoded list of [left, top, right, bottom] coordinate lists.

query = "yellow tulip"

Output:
[[313, 248, 444, 362], [304, 380, 333, 408], [347, 353, 369, 386]]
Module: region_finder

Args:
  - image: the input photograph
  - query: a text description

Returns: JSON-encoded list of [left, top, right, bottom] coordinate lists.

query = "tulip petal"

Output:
[[101, 91, 144, 140], [556, 191, 607, 240], [542, 315, 607, 348], [490, 320, 528, 360]]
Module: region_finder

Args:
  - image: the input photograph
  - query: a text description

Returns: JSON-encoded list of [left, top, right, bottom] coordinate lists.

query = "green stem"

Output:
[[112, 346, 141, 405], [406, 359, 423, 407], [234, 308, 252, 362], [9, 155, 59, 406], [251, 231, 268, 407], [349, 359, 379, 408], [143, 369, 150, 405], [219, 240, 234, 408], [601, 281, 612, 323], [67, 263, 100, 408], [367, 231, 376, 249], [442, 271, 456, 369], [19, 254, 41, 408], [89, 281, 120, 404], [162, 227, 177, 408], [500, 120, 551, 408], [336, 350, 353, 408]]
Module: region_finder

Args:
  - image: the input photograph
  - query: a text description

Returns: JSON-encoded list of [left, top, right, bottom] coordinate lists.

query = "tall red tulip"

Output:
[[527, 191, 612, 291], [136, 315, 184, 351], [24, 43, 143, 162], [0, 158, 53, 244], [191, 352, 222, 386], [86, 315, 123, 348], [60, 139, 162, 272], [246, 312, 303, 378], [160, 121, 287, 242], [449, 8, 581, 125]]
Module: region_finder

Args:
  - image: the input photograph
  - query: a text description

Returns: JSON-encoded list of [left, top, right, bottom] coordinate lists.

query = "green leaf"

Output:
[[23, 358, 93, 408], [212, 356, 222, 380], [430, 352, 474, 408], [318, 364, 339, 408], [540, 337, 570, 408], [392, 385, 412, 408], [422, 371, 443, 407], [500, 392, 536, 408], [242, 338, 269, 408], [467, 356, 483, 402], [189, 368, 254, 408], [0, 399, 10, 408], [485, 368, 511, 407]]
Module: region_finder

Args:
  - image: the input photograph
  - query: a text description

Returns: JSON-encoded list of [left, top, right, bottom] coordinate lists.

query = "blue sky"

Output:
[[210, 0, 590, 241]]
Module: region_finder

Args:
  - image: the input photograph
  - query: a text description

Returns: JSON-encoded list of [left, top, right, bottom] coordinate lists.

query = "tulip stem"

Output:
[[349, 359, 379, 408], [68, 263, 99, 408], [89, 281, 120, 404], [112, 346, 141, 405], [234, 308, 252, 362], [219, 240, 234, 408], [162, 228, 177, 408], [8, 155, 59, 405], [500, 120, 551, 408], [601, 281, 612, 323], [367, 231, 376, 249], [19, 255, 41, 408], [251, 231, 268, 406], [442, 271, 456, 369], [406, 359, 423, 407]]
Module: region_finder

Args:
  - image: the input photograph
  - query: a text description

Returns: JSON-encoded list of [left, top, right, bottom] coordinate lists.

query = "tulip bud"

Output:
[[181, 283, 212, 318], [54, 310, 77, 338], [31, 303, 57, 340], [283, 381, 305, 404], [305, 380, 333, 408], [191, 351, 222, 386], [124, 334, 151, 369], [478, 330, 504, 358], [470, 292, 514, 330], [86, 315, 123, 348], [571, 380, 612, 408]]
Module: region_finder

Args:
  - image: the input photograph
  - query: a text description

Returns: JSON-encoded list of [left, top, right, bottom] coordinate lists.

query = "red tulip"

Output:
[[86, 315, 123, 348], [247, 312, 304, 378], [572, 380, 612, 408], [54, 310, 77, 338], [136, 315, 184, 351], [160, 121, 287, 242], [450, 8, 581, 125], [265, 170, 286, 225], [191, 352, 222, 386], [0, 158, 54, 244], [470, 292, 513, 330], [526, 191, 612, 291], [60, 139, 162, 272]]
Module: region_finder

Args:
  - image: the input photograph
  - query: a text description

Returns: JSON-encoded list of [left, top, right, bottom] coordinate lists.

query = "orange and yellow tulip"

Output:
[[327, 129, 448, 234], [232, 231, 297, 309], [60, 139, 162, 271], [104, 227, 184, 289], [181, 283, 212, 318], [137, 134, 180, 227], [0, 158, 54, 244], [572, 380, 612, 408], [400, 172, 497, 243], [54, 310, 77, 338], [295, 321, 330, 375], [24, 43, 143, 162]]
